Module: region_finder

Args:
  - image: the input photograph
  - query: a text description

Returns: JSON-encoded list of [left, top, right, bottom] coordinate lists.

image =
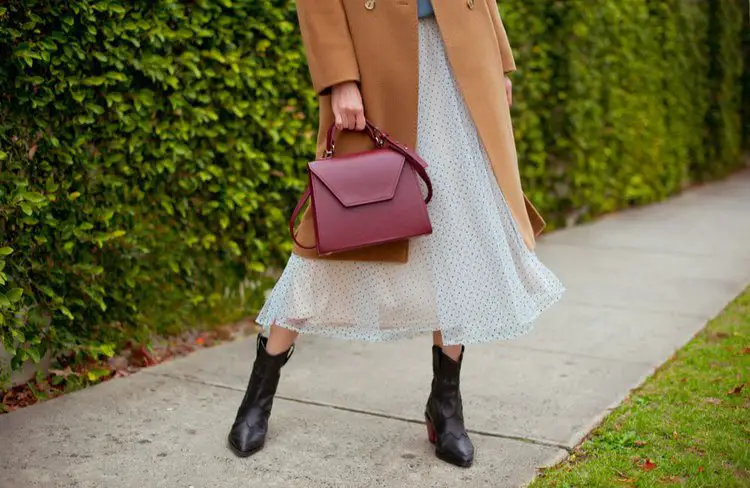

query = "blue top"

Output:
[[418, 0, 434, 18]]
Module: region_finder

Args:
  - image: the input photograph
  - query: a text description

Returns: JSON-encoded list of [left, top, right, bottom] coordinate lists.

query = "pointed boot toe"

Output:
[[434, 429, 474, 467], [227, 418, 268, 457]]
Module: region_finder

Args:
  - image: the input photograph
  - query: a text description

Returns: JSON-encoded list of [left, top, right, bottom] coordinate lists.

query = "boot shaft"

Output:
[[237, 335, 293, 416], [428, 345, 465, 416], [430, 345, 463, 389]]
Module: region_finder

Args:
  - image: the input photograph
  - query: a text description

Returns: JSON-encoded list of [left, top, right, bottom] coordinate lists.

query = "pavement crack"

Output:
[[148, 370, 572, 453]]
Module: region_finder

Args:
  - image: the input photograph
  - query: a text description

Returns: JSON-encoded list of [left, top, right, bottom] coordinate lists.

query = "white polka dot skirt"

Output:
[[255, 17, 564, 345]]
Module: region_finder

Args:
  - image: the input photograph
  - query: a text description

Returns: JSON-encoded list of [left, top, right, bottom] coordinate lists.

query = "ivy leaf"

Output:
[[27, 348, 41, 363], [97, 344, 115, 357], [83, 76, 107, 86], [86, 368, 111, 381], [46, 180, 59, 192], [19, 203, 34, 216], [106, 71, 127, 82], [22, 192, 46, 203], [7, 288, 23, 303], [59, 306, 74, 320], [0, 247, 13, 256]]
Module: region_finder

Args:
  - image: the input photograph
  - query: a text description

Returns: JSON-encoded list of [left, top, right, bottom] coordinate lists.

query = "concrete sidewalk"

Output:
[[2, 170, 749, 488]]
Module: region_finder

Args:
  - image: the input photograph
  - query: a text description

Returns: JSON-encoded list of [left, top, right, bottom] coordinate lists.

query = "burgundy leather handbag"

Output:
[[290, 121, 433, 257]]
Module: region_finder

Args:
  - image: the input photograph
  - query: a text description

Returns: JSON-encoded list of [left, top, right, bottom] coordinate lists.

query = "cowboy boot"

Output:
[[227, 334, 293, 457], [424, 345, 474, 467]]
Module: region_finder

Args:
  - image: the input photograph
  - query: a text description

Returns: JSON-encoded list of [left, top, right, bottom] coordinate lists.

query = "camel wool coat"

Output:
[[292, 0, 545, 261]]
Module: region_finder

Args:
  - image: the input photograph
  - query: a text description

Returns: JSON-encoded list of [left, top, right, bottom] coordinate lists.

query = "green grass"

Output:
[[531, 288, 750, 488]]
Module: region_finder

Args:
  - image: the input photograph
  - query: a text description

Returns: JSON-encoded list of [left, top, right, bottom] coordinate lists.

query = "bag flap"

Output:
[[308, 149, 406, 208]]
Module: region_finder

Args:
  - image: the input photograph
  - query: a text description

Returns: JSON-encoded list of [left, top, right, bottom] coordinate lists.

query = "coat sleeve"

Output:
[[296, 0, 361, 95], [485, 0, 516, 74]]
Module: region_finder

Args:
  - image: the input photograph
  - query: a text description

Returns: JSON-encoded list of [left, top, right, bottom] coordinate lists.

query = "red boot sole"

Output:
[[425, 415, 437, 444]]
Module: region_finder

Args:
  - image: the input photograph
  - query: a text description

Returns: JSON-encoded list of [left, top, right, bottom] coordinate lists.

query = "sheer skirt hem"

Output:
[[256, 285, 563, 346]]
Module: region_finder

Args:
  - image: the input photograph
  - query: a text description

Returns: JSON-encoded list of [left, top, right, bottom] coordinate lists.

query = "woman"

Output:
[[228, 0, 564, 468]]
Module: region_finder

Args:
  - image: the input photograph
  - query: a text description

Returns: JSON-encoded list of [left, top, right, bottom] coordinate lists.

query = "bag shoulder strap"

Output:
[[289, 186, 316, 249], [381, 136, 433, 204]]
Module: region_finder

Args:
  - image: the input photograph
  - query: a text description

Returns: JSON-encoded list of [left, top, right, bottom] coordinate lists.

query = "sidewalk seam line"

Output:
[[551, 300, 714, 320], [561, 299, 714, 320], [540, 241, 750, 262], [493, 344, 658, 366], [148, 371, 572, 453]]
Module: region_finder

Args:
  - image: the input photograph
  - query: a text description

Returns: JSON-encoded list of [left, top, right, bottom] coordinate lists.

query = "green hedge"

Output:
[[0, 0, 746, 376], [742, 1, 750, 148], [0, 0, 317, 372], [503, 0, 747, 222], [700, 0, 747, 178]]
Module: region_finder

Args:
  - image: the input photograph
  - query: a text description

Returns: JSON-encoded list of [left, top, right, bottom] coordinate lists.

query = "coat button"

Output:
[[365, 0, 376, 10], [466, 0, 475, 9]]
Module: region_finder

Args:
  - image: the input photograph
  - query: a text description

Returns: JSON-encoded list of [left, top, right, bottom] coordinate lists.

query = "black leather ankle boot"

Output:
[[227, 335, 293, 457], [424, 345, 474, 467]]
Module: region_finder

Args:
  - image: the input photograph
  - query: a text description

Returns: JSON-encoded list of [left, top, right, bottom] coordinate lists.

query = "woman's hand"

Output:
[[504, 76, 513, 107], [331, 81, 366, 131]]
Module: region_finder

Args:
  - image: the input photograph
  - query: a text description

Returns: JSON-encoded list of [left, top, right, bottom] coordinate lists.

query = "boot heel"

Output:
[[425, 414, 437, 444]]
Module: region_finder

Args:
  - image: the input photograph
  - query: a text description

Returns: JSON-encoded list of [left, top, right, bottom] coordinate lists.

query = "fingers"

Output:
[[333, 106, 364, 130], [354, 110, 366, 131], [331, 82, 366, 131], [334, 107, 353, 130], [334, 110, 344, 131]]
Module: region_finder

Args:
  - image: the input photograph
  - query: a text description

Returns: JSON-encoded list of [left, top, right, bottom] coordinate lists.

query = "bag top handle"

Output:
[[324, 121, 385, 158]]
